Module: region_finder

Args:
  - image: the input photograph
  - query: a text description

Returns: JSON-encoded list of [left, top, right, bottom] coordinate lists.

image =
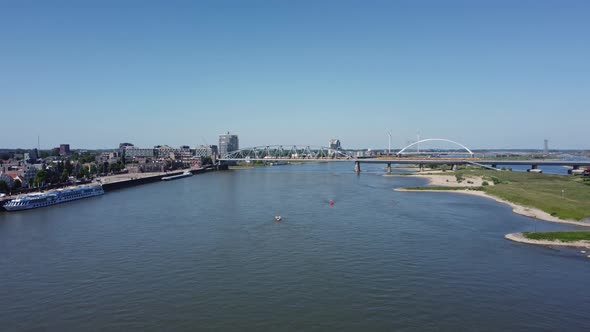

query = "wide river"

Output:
[[1, 163, 588, 331]]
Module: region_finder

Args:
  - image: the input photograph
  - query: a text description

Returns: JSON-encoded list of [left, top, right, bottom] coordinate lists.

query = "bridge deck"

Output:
[[218, 158, 590, 167]]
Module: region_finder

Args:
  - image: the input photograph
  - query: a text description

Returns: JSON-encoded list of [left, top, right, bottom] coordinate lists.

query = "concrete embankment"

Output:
[[101, 167, 219, 192]]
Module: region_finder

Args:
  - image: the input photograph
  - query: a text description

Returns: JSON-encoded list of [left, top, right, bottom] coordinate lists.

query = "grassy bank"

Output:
[[522, 231, 590, 242], [411, 169, 590, 221]]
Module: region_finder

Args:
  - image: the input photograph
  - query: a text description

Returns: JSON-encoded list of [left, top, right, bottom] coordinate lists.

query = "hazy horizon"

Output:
[[1, 1, 589, 150]]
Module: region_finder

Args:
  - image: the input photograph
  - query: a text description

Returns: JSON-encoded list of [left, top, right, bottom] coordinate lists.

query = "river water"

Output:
[[1, 163, 588, 331]]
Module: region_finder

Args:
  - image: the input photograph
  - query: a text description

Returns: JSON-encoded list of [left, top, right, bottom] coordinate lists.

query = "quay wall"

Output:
[[98, 167, 216, 192]]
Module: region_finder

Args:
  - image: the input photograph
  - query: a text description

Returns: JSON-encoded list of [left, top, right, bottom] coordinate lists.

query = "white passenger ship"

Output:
[[4, 185, 104, 211]]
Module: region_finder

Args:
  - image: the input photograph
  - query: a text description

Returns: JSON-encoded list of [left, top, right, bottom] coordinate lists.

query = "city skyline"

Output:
[[1, 1, 589, 149]]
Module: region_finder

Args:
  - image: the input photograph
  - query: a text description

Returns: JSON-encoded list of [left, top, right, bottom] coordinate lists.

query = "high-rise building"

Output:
[[24, 149, 38, 163], [329, 139, 341, 150], [59, 144, 70, 156], [329, 139, 341, 156], [219, 132, 239, 157], [544, 139, 549, 155]]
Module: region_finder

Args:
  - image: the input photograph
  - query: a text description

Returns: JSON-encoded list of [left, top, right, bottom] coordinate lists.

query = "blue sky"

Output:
[[1, 0, 588, 150]]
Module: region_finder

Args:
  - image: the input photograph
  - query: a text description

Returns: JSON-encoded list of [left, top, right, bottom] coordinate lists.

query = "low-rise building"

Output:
[[96, 152, 121, 164]]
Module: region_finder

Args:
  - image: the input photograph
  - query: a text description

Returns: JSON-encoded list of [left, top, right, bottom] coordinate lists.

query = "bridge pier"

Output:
[[354, 161, 361, 173], [527, 164, 542, 173], [387, 163, 392, 174], [568, 165, 581, 175]]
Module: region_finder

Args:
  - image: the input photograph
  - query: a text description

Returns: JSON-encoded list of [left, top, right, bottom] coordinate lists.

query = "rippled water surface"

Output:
[[1, 163, 589, 331]]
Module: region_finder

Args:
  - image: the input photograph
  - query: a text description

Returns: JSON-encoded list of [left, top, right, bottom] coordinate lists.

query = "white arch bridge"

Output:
[[397, 138, 474, 157]]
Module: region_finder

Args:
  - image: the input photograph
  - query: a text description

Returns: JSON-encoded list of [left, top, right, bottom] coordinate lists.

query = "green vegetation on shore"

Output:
[[407, 168, 590, 220], [523, 231, 590, 242]]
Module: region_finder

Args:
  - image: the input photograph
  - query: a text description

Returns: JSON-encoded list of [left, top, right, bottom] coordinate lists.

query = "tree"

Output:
[[0, 180, 8, 193], [65, 160, 73, 176], [34, 169, 48, 187], [61, 170, 69, 183], [77, 167, 88, 179], [12, 179, 22, 190]]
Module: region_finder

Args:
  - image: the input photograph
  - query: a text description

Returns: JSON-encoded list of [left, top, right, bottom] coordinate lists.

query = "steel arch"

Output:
[[397, 139, 474, 156]]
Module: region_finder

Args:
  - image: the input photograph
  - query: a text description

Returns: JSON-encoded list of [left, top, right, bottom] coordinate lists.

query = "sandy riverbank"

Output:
[[394, 174, 590, 227], [406, 173, 491, 187], [505, 232, 590, 249]]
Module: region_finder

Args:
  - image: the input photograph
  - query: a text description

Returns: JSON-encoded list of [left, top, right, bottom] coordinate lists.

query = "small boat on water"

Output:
[[275, 216, 282, 222], [161, 171, 193, 181]]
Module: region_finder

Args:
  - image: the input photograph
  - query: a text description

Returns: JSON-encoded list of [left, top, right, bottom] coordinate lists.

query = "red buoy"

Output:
[[329, 200, 334, 206]]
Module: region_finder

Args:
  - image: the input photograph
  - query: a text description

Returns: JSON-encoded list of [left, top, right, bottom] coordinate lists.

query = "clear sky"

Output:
[[1, 0, 589, 150]]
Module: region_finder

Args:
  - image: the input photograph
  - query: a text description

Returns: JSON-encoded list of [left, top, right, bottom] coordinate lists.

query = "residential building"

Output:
[[123, 146, 155, 161], [194, 145, 218, 158], [0, 166, 14, 188], [23, 164, 41, 185], [219, 132, 239, 157]]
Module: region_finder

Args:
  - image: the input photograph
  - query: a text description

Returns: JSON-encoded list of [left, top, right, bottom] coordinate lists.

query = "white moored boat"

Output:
[[161, 171, 193, 181], [4, 185, 104, 212]]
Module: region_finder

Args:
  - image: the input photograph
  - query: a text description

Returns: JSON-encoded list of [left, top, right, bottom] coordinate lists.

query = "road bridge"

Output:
[[219, 141, 590, 173]]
